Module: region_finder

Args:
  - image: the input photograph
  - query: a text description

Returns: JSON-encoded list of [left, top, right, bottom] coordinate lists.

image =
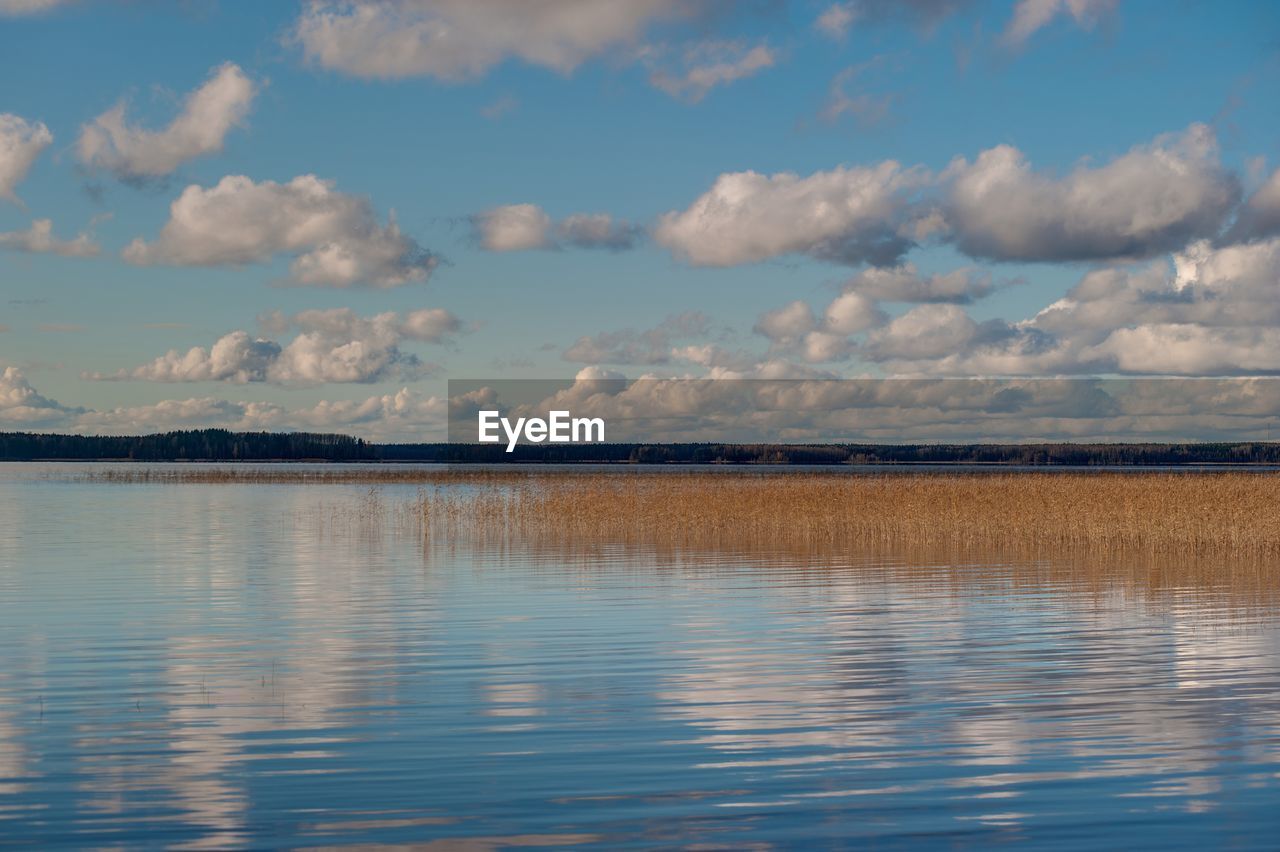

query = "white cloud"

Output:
[[669, 343, 756, 371], [563, 311, 710, 365], [1088, 324, 1280, 376], [656, 124, 1246, 269], [865, 304, 981, 360], [656, 161, 926, 266], [843, 263, 1002, 303], [78, 63, 257, 180], [472, 203, 550, 251], [754, 300, 818, 344], [69, 387, 448, 442], [754, 298, 877, 364], [1003, 0, 1118, 46], [473, 203, 641, 252], [1225, 166, 1280, 244], [0, 367, 78, 425], [96, 332, 282, 384], [823, 291, 884, 334], [259, 387, 447, 439], [89, 308, 461, 385], [800, 330, 854, 363], [0, 114, 52, 204], [648, 40, 776, 103], [0, 219, 98, 257], [477, 373, 1280, 444], [943, 124, 1238, 262], [854, 237, 1280, 376], [64, 386, 447, 442], [291, 0, 695, 81], [122, 174, 437, 288]]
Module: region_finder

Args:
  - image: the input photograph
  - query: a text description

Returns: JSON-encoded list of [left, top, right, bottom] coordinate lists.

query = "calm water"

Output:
[[2, 465, 1279, 849]]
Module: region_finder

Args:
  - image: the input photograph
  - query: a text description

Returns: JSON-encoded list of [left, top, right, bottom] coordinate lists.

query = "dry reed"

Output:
[[416, 471, 1280, 555], [80, 466, 1280, 558], [76, 466, 1280, 599], [411, 472, 1280, 604]]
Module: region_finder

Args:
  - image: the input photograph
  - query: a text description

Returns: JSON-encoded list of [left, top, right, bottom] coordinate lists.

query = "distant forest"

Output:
[[5, 429, 1280, 465], [0, 430, 375, 462]]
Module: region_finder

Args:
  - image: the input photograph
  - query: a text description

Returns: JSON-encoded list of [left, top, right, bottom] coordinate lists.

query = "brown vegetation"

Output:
[[414, 471, 1280, 554], [409, 472, 1280, 604], [80, 467, 1280, 600]]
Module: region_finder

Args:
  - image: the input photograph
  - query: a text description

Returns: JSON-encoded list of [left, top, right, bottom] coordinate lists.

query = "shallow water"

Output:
[[2, 464, 1279, 849]]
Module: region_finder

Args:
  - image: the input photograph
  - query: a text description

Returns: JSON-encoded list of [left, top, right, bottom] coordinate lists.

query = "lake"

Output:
[[2, 464, 1279, 848]]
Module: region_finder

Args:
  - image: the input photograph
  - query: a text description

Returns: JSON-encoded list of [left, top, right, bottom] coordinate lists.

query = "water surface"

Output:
[[1, 463, 1279, 848]]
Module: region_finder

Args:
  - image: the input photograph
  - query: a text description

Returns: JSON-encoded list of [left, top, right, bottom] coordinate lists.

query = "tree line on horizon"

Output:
[[4, 429, 1280, 465]]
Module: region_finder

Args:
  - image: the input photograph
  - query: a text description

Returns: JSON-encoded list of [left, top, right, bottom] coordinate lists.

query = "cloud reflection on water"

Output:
[[1, 468, 1279, 847]]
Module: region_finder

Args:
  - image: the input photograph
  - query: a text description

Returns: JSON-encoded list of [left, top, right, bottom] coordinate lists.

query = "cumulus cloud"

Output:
[[291, 0, 696, 80], [563, 311, 710, 365], [1088, 324, 1280, 376], [864, 304, 984, 360], [0, 114, 52, 204], [77, 63, 256, 181], [0, 219, 98, 257], [1003, 0, 1118, 46], [657, 124, 1249, 269], [669, 343, 757, 371], [122, 174, 438, 287], [1224, 166, 1280, 244], [89, 308, 461, 385], [754, 300, 818, 344], [755, 295, 885, 364], [0, 366, 452, 441], [0, 366, 79, 425], [682, 267, 1002, 371], [823, 290, 884, 334], [461, 372, 1280, 445], [648, 40, 776, 103], [655, 161, 927, 267], [69, 387, 448, 442], [473, 203, 641, 252], [943, 124, 1238, 262], [472, 203, 549, 251], [843, 263, 1004, 303], [853, 237, 1280, 376]]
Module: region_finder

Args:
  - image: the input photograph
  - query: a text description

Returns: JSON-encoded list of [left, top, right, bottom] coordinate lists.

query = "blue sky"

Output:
[[1, 0, 1279, 440]]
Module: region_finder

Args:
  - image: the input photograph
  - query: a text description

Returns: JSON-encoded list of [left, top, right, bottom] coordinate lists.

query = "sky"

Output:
[[1, 0, 1279, 442]]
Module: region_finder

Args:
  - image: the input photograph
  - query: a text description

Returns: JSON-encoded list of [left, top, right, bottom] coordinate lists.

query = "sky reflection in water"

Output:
[[1, 464, 1279, 848]]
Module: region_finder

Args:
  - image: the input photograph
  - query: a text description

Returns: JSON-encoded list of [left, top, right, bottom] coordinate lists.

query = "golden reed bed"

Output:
[[85, 466, 1280, 555], [403, 470, 1277, 551], [83, 467, 1280, 599], [410, 471, 1280, 605]]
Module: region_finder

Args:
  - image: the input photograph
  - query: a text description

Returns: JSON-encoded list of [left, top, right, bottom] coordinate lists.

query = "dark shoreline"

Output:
[[7, 428, 1280, 466]]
